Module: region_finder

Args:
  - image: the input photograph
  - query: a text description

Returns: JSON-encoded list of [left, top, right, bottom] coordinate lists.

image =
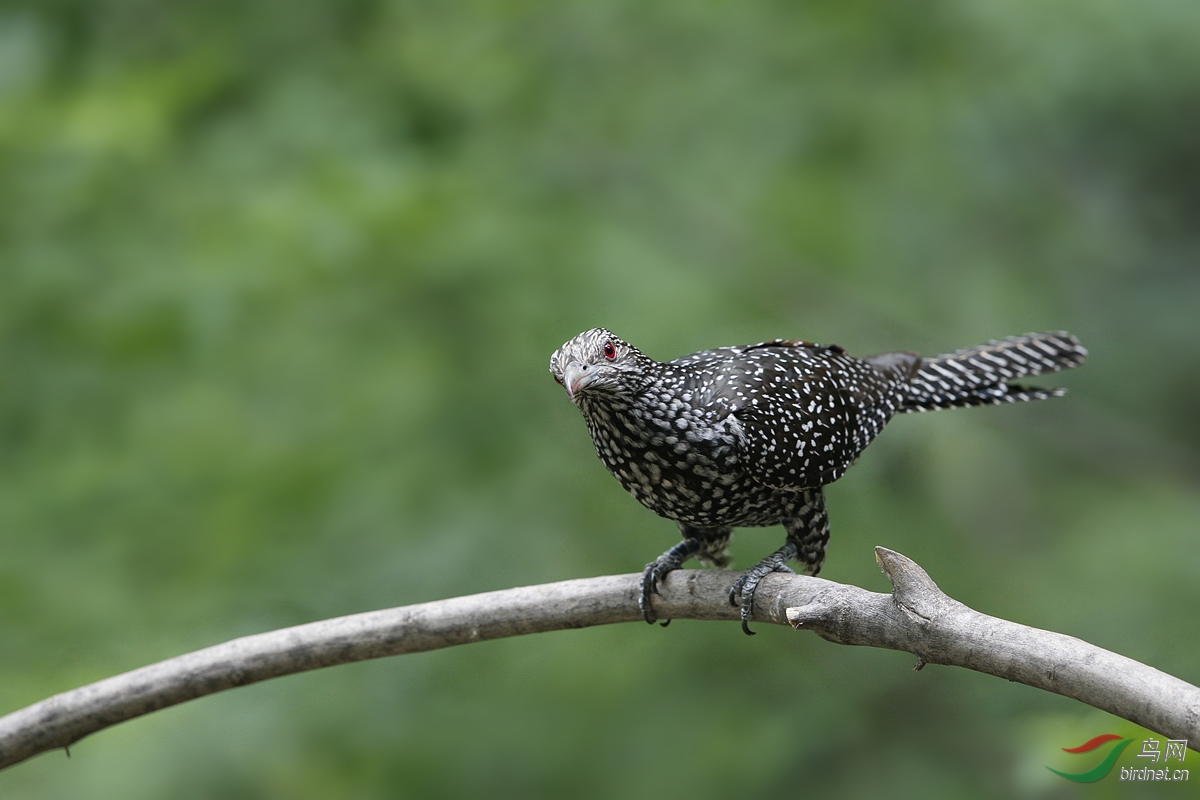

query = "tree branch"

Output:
[[1, 547, 1196, 771]]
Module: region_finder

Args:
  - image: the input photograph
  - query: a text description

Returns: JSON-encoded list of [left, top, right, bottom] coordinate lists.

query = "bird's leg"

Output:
[[728, 543, 797, 636], [730, 488, 829, 635], [640, 539, 700, 626], [640, 524, 731, 626], [789, 487, 830, 576]]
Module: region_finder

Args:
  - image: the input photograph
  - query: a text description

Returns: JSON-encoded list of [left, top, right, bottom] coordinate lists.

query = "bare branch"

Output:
[[786, 548, 1200, 749], [1, 547, 1197, 771]]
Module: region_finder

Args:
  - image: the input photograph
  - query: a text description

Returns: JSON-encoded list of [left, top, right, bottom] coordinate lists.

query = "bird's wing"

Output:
[[718, 347, 906, 490]]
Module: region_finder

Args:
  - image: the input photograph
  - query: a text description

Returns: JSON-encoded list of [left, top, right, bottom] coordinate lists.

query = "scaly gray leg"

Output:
[[640, 524, 731, 625], [730, 488, 828, 634]]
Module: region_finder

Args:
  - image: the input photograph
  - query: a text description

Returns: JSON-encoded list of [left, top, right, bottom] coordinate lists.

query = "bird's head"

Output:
[[549, 328, 653, 404]]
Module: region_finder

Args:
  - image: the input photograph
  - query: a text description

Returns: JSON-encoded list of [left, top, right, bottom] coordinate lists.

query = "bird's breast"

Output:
[[580, 396, 784, 526]]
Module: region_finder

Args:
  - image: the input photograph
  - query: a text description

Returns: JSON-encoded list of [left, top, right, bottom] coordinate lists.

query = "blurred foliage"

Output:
[[1, 0, 1198, 797]]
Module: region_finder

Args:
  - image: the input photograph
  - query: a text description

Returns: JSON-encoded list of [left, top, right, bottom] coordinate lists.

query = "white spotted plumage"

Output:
[[549, 327, 1087, 632]]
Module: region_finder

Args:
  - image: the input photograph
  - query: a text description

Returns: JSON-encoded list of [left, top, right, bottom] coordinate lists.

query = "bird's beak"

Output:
[[563, 361, 593, 401]]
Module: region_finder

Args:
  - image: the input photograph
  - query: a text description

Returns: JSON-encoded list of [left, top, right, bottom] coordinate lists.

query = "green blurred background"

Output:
[[1, 0, 1198, 797]]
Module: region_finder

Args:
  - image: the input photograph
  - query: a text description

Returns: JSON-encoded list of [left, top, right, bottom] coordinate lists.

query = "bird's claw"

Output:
[[728, 560, 795, 635], [639, 561, 668, 625], [639, 536, 706, 628]]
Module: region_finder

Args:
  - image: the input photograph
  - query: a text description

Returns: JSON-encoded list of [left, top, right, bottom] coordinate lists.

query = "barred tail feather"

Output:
[[903, 332, 1087, 413]]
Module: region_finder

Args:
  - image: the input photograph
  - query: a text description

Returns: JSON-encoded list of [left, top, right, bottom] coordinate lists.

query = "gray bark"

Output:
[[0, 547, 1196, 771]]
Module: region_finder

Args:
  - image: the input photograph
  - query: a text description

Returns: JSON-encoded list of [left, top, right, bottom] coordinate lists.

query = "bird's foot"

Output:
[[728, 545, 797, 635], [640, 537, 703, 626], [639, 561, 671, 626]]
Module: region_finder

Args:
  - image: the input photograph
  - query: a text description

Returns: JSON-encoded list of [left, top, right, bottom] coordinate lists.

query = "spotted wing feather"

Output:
[[715, 344, 914, 490]]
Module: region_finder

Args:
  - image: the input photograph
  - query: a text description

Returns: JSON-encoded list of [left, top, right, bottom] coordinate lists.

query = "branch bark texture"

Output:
[[1, 547, 1196, 771]]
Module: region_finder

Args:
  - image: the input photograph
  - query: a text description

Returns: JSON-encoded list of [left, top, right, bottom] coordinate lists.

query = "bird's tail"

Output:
[[903, 332, 1087, 413]]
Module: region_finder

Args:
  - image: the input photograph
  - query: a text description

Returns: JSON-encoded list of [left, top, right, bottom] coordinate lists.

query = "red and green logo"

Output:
[[1047, 734, 1134, 783]]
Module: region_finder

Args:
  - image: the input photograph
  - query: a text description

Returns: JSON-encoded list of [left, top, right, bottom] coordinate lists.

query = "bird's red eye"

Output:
[[603, 341, 616, 360]]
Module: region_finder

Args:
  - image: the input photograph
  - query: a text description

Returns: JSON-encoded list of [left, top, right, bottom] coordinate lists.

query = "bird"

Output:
[[549, 327, 1087, 634]]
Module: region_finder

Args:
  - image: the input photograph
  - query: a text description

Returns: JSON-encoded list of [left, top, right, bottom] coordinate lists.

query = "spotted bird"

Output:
[[550, 328, 1086, 633]]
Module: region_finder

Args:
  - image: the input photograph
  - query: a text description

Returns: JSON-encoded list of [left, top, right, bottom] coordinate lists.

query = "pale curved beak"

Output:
[[563, 361, 595, 400]]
